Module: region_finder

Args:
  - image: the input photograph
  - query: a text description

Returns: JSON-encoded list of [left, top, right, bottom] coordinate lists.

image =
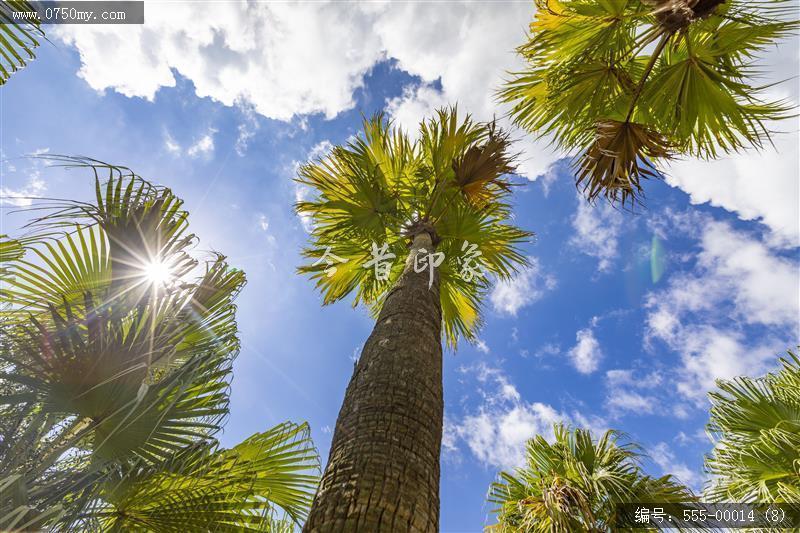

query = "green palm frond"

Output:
[[0, 157, 319, 530], [501, 0, 798, 206], [487, 423, 695, 532], [0, 1, 43, 85], [705, 349, 800, 503], [1, 224, 111, 313], [0, 235, 26, 262], [297, 108, 533, 348], [81, 422, 318, 532]]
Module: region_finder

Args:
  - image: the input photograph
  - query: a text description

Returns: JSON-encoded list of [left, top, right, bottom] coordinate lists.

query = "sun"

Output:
[[142, 259, 173, 286]]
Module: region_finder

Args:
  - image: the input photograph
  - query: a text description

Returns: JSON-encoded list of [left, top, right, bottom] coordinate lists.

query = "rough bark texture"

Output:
[[304, 233, 443, 533]]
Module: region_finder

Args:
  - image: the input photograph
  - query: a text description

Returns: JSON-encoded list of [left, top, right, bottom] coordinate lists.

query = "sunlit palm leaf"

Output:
[[297, 108, 532, 348], [502, 0, 798, 206], [705, 349, 800, 503], [0, 0, 43, 85], [81, 422, 318, 531], [488, 424, 695, 531], [0, 158, 319, 530]]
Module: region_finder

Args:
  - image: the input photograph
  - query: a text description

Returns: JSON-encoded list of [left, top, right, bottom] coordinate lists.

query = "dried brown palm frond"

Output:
[[644, 0, 726, 31], [575, 119, 673, 206], [451, 125, 516, 207]]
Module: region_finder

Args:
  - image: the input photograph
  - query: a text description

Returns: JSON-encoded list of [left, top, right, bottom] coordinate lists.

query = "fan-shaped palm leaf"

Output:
[[487, 424, 695, 532], [0, 0, 43, 85], [501, 0, 798, 205], [0, 158, 319, 531], [79, 422, 318, 532], [705, 349, 800, 503], [297, 108, 532, 347]]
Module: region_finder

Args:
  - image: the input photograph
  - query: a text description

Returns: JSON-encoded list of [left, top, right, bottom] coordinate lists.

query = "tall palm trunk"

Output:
[[304, 231, 443, 532]]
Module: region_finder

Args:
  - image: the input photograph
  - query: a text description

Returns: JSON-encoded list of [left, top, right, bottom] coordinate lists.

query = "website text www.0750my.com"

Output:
[[13, 6, 125, 23], [5, 1, 144, 25]]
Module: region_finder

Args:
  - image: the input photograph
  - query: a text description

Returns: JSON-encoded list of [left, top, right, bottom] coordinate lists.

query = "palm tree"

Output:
[[488, 424, 695, 532], [0, 1, 43, 84], [705, 349, 800, 503], [296, 108, 532, 531], [500, 0, 797, 205], [0, 157, 319, 531]]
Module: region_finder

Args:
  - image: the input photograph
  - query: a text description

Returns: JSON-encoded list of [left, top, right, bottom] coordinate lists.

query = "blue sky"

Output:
[[1, 4, 799, 531]]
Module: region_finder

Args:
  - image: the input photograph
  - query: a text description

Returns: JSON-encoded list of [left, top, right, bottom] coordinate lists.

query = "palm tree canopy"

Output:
[[500, 0, 798, 205], [705, 349, 800, 503], [0, 158, 318, 531], [487, 423, 695, 532], [0, 1, 43, 84], [296, 107, 532, 347]]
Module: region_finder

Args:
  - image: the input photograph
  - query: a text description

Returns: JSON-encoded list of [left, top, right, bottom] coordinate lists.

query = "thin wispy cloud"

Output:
[[490, 257, 556, 316], [446, 363, 607, 470], [187, 129, 217, 158], [569, 196, 623, 273], [645, 215, 799, 403]]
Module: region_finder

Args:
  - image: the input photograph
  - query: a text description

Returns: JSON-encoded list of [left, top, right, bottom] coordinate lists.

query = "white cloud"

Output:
[[442, 416, 461, 457], [0, 174, 46, 207], [674, 429, 710, 447], [533, 342, 560, 359], [306, 140, 333, 162], [538, 166, 560, 196], [257, 214, 269, 232], [163, 131, 181, 154], [604, 368, 665, 416], [458, 402, 562, 470], [1, 153, 50, 207], [674, 431, 692, 446], [570, 197, 624, 272], [673, 328, 779, 402], [650, 442, 703, 491], [698, 221, 799, 326], [349, 346, 361, 364], [235, 103, 260, 156], [54, 2, 797, 245], [607, 390, 655, 415], [384, 84, 449, 137], [474, 338, 490, 354], [645, 216, 799, 403], [294, 187, 314, 233], [292, 140, 333, 233], [447, 363, 598, 470], [187, 129, 216, 158], [54, 2, 560, 182], [663, 34, 800, 246], [490, 257, 556, 316], [666, 138, 799, 247], [53, 3, 386, 121], [568, 325, 602, 374], [163, 128, 217, 158], [464, 362, 521, 405]]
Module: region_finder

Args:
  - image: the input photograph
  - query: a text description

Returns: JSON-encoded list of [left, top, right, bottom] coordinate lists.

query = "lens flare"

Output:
[[650, 235, 666, 284]]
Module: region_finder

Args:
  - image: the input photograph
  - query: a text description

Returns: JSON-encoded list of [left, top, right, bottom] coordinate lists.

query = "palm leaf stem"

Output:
[[625, 32, 671, 122]]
